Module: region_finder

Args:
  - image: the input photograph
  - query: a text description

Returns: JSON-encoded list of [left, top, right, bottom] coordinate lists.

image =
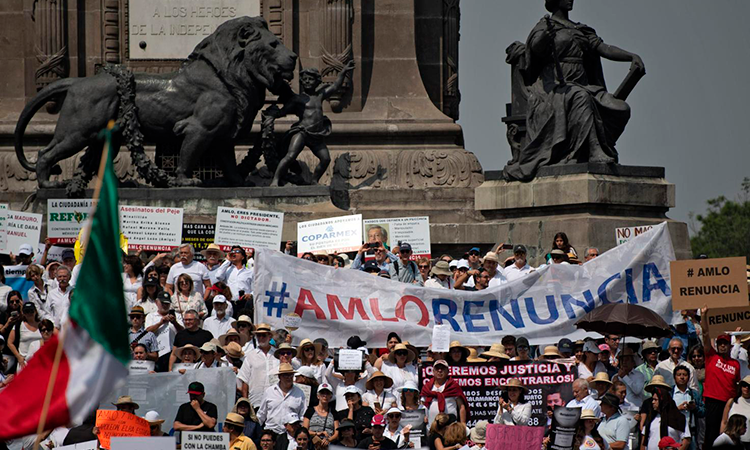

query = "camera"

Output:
[[168, 309, 176, 316]]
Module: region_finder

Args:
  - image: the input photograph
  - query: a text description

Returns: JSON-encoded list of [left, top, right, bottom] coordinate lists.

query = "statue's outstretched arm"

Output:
[[322, 60, 355, 99], [597, 44, 645, 73]]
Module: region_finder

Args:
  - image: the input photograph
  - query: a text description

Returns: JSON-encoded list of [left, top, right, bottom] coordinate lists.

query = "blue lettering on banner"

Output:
[[525, 296, 559, 325], [433, 298, 460, 331], [560, 292, 595, 319], [488, 299, 524, 330], [598, 273, 622, 304], [300, 230, 357, 242], [642, 262, 670, 301], [263, 281, 290, 317], [463, 301, 489, 332]]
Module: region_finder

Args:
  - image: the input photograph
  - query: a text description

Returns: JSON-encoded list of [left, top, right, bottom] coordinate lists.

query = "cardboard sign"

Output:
[[182, 431, 229, 450], [47, 199, 95, 244], [182, 223, 216, 261], [670, 257, 748, 310], [214, 206, 284, 252], [705, 306, 750, 339], [297, 214, 362, 256], [120, 205, 184, 251], [0, 203, 8, 253], [486, 424, 545, 450], [6, 210, 42, 255], [363, 217, 431, 259], [111, 437, 175, 450], [615, 225, 654, 246], [95, 410, 151, 449]]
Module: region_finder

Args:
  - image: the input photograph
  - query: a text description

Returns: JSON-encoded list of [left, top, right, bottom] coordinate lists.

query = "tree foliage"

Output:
[[689, 177, 750, 259]]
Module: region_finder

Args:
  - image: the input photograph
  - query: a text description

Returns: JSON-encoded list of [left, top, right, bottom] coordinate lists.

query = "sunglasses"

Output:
[[129, 315, 143, 319], [230, 250, 243, 254], [400, 250, 411, 254], [304, 347, 315, 352], [387, 414, 401, 419], [238, 323, 251, 328], [669, 347, 683, 352], [469, 252, 480, 256], [40, 328, 52, 333], [419, 265, 430, 269], [278, 351, 293, 356]]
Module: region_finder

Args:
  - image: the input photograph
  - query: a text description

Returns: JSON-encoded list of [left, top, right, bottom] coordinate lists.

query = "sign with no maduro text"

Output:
[[95, 409, 150, 449], [47, 199, 96, 244], [6, 210, 42, 255], [119, 205, 184, 251], [214, 206, 284, 252], [670, 257, 748, 310], [297, 214, 362, 256]]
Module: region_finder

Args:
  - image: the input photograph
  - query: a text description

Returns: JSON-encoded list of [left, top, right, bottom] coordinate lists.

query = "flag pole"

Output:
[[32, 120, 116, 450]]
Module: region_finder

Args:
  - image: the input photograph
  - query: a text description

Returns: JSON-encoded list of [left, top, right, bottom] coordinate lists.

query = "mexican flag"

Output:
[[0, 126, 130, 440]]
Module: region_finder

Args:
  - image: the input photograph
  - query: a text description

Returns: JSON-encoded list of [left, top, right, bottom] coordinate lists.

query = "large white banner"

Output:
[[214, 206, 284, 252], [254, 223, 676, 346]]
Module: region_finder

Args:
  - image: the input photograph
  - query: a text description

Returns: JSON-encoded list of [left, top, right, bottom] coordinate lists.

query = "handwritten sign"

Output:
[[486, 424, 544, 450], [670, 257, 748, 310], [615, 225, 654, 246], [214, 206, 284, 252], [95, 410, 150, 449], [6, 210, 42, 255], [337, 349, 363, 371], [705, 306, 750, 339], [128, 360, 156, 375], [431, 324, 451, 353], [119, 205, 183, 251], [283, 313, 302, 331], [182, 431, 229, 450]]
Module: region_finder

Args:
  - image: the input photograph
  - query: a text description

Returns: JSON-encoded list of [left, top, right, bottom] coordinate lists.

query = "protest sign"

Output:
[[670, 257, 748, 310], [111, 437, 175, 450], [338, 349, 363, 371], [47, 199, 95, 244], [3, 263, 34, 298], [100, 367, 236, 434], [296, 383, 312, 408], [6, 210, 42, 254], [182, 223, 215, 261], [400, 410, 427, 447], [418, 361, 576, 427], [120, 205, 183, 251], [214, 206, 284, 252], [128, 360, 155, 375], [172, 363, 195, 373], [255, 223, 675, 347], [0, 203, 8, 253], [704, 306, 750, 339], [615, 225, 654, 246], [297, 214, 362, 256], [183, 431, 229, 450], [431, 324, 451, 352], [486, 423, 545, 450], [548, 407, 581, 450], [57, 441, 98, 450], [363, 217, 431, 258], [95, 410, 150, 449]]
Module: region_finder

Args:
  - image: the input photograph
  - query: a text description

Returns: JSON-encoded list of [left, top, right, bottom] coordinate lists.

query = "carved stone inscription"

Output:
[[128, 0, 260, 59]]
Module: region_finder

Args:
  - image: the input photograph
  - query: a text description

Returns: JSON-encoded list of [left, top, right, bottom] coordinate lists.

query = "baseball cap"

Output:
[[371, 414, 386, 427], [187, 381, 205, 395], [129, 305, 145, 316], [343, 386, 362, 396], [317, 383, 333, 394], [157, 291, 171, 303], [347, 336, 367, 348], [717, 334, 732, 344], [557, 338, 573, 355], [457, 259, 470, 270], [515, 337, 530, 349], [433, 359, 449, 369], [399, 243, 412, 252], [22, 301, 36, 312], [143, 276, 159, 287], [469, 247, 481, 254], [284, 412, 301, 424], [363, 260, 380, 273], [200, 342, 217, 353], [513, 245, 527, 254], [657, 436, 679, 449], [449, 260, 459, 269], [378, 270, 391, 279], [18, 244, 34, 256], [598, 344, 611, 353], [61, 248, 76, 260], [583, 341, 602, 354], [212, 294, 227, 304], [296, 366, 316, 379]]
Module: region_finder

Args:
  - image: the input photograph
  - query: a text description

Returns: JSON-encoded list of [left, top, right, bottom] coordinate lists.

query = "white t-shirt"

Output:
[[145, 311, 184, 356], [579, 435, 602, 450], [167, 261, 210, 294], [426, 383, 458, 425], [505, 264, 533, 282], [488, 269, 507, 287], [646, 415, 689, 450]]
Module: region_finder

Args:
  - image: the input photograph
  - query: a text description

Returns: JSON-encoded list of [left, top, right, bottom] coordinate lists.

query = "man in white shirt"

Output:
[[654, 338, 698, 391], [214, 246, 253, 301], [47, 265, 73, 329], [613, 348, 645, 409], [566, 378, 601, 417], [237, 323, 278, 409], [145, 292, 184, 372], [200, 244, 225, 285], [166, 244, 211, 296], [482, 252, 507, 287], [504, 245, 534, 282], [202, 295, 234, 339], [256, 363, 307, 434]]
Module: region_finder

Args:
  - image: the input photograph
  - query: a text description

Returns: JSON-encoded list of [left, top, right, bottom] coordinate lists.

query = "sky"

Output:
[[458, 0, 750, 229]]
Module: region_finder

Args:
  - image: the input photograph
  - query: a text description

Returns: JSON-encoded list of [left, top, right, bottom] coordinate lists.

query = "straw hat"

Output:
[[112, 396, 140, 409], [143, 410, 165, 425], [482, 252, 500, 263], [617, 347, 637, 360], [641, 340, 660, 354], [480, 343, 510, 360], [233, 315, 254, 332], [401, 341, 419, 360], [541, 346, 561, 359], [579, 409, 599, 421], [200, 243, 226, 259], [297, 338, 322, 359], [470, 420, 488, 444], [466, 348, 485, 362], [387, 343, 416, 364], [276, 363, 296, 375], [500, 378, 528, 393], [224, 342, 245, 359], [225, 412, 245, 428], [366, 371, 394, 391], [219, 329, 249, 347], [448, 341, 470, 360], [174, 344, 199, 360], [740, 375, 750, 387], [592, 372, 612, 385], [274, 343, 296, 359], [254, 323, 272, 334], [645, 374, 671, 393]]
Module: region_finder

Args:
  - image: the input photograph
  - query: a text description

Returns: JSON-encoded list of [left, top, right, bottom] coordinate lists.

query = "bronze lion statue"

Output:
[[14, 16, 297, 190]]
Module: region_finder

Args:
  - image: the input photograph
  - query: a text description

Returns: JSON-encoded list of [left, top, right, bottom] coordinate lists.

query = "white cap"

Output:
[[143, 410, 164, 423], [18, 244, 34, 256], [317, 383, 333, 394], [449, 260, 458, 268], [385, 407, 401, 416], [296, 366, 316, 379], [398, 380, 419, 392], [200, 342, 217, 352], [343, 385, 362, 396], [284, 412, 301, 424], [457, 259, 470, 270], [212, 294, 227, 304]]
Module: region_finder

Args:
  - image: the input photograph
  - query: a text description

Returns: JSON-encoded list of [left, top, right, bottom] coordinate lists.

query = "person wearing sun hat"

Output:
[[447, 341, 470, 365], [143, 410, 168, 436], [382, 406, 409, 448], [481, 251, 507, 287], [541, 345, 561, 360], [421, 360, 469, 424], [596, 392, 630, 450], [424, 260, 455, 289], [257, 363, 306, 434], [376, 343, 418, 392], [494, 378, 531, 426], [479, 343, 510, 362], [591, 372, 612, 401], [224, 412, 257, 450], [642, 375, 690, 450], [238, 322, 279, 411], [294, 338, 326, 383], [466, 348, 486, 363], [575, 409, 604, 450], [363, 371, 397, 414], [112, 395, 140, 415], [469, 420, 488, 449]]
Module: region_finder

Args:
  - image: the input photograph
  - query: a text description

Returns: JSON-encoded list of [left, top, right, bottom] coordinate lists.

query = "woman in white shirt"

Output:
[[642, 382, 690, 450], [362, 371, 398, 415], [122, 255, 143, 310], [171, 273, 207, 319], [383, 407, 411, 449], [573, 409, 606, 450], [713, 414, 746, 448], [375, 343, 418, 392], [7, 299, 42, 370], [721, 375, 750, 446], [292, 339, 325, 383], [493, 378, 532, 426]]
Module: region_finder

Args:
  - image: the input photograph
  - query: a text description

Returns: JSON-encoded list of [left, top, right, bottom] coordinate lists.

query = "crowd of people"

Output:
[[0, 232, 748, 450]]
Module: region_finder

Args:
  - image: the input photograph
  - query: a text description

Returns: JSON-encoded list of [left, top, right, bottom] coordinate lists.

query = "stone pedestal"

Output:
[[471, 164, 691, 265]]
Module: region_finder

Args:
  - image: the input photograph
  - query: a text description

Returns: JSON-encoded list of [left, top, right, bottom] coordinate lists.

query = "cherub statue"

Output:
[[265, 60, 355, 186]]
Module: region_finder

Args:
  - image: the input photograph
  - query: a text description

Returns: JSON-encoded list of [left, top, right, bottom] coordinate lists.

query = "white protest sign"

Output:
[[111, 437, 175, 450], [6, 210, 42, 254], [57, 440, 98, 450], [182, 431, 229, 450], [283, 313, 302, 331], [120, 205, 183, 251], [128, 360, 155, 375], [171, 362, 195, 373], [214, 206, 284, 251], [0, 203, 8, 253], [47, 199, 95, 244], [296, 383, 312, 408], [31, 244, 69, 265], [363, 217, 431, 258], [615, 225, 654, 246], [338, 349, 363, 371], [431, 324, 451, 352], [297, 214, 362, 256]]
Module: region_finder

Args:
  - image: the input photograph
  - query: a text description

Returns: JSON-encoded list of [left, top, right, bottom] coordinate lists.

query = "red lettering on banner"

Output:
[[295, 289, 326, 320], [369, 298, 398, 322], [395, 295, 430, 326], [327, 295, 370, 321]]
